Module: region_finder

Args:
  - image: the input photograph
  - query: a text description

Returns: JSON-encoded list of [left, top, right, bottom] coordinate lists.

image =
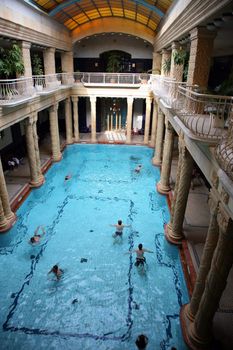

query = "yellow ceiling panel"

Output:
[[26, 0, 174, 31]]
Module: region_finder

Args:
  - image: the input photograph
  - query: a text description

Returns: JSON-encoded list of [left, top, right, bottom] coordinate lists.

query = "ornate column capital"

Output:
[[208, 188, 219, 216], [90, 96, 97, 104], [189, 26, 217, 41], [171, 41, 181, 50], [127, 96, 134, 105], [49, 103, 58, 113], [21, 41, 31, 49], [45, 47, 56, 54]]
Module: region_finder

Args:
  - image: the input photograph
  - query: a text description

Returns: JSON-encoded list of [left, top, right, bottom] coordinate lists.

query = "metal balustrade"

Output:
[[173, 86, 232, 141], [0, 72, 150, 106], [215, 118, 233, 181]]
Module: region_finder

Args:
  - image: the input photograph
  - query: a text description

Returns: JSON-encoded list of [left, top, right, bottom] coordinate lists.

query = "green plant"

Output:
[[162, 57, 171, 74], [0, 44, 24, 78], [173, 50, 187, 65], [183, 52, 190, 81], [106, 53, 121, 73], [32, 54, 43, 75]]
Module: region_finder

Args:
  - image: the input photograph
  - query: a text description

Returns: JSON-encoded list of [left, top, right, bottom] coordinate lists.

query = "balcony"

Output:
[[150, 75, 232, 143], [0, 72, 150, 107]]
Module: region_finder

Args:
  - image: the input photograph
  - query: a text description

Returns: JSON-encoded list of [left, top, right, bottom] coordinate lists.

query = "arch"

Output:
[[71, 18, 155, 45]]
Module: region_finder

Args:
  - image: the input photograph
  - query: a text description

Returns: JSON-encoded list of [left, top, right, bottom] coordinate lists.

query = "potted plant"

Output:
[[0, 43, 24, 78], [106, 53, 121, 83], [162, 57, 171, 75], [32, 54, 44, 91]]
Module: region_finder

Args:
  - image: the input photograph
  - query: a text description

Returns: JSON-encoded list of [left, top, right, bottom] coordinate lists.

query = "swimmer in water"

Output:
[[135, 164, 142, 173], [65, 174, 72, 181], [126, 243, 153, 267], [29, 225, 45, 244], [110, 219, 131, 239], [48, 265, 63, 280]]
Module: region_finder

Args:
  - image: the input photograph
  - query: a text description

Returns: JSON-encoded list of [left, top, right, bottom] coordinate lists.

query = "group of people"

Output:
[[7, 156, 23, 170], [29, 225, 63, 280], [111, 219, 153, 268]]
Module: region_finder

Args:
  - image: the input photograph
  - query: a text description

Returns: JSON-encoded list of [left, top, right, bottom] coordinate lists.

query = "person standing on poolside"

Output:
[[29, 225, 45, 244], [110, 219, 131, 238]]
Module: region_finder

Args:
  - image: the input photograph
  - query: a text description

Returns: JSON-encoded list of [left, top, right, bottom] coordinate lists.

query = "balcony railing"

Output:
[[0, 72, 150, 106], [215, 117, 233, 182], [172, 86, 232, 142], [80, 72, 146, 86]]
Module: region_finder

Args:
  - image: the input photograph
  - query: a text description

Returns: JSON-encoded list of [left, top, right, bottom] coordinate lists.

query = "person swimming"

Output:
[[110, 219, 131, 238], [126, 243, 153, 267], [29, 225, 45, 244], [65, 174, 72, 181], [135, 164, 142, 173], [135, 334, 148, 349], [48, 265, 63, 280]]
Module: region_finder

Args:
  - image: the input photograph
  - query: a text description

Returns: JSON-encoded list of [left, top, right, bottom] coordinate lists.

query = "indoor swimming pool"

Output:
[[0, 144, 189, 349]]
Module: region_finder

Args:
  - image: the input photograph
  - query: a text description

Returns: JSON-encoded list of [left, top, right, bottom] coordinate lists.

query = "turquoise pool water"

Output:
[[0, 144, 189, 349]]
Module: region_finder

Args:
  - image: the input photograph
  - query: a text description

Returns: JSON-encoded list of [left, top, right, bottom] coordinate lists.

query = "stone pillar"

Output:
[[166, 142, 194, 244], [61, 51, 74, 73], [181, 189, 219, 329], [152, 109, 165, 166], [152, 52, 162, 74], [126, 97, 134, 144], [72, 96, 79, 142], [170, 42, 184, 81], [150, 99, 158, 147], [32, 114, 44, 186], [0, 196, 9, 232], [25, 117, 43, 187], [49, 104, 62, 161], [65, 98, 73, 144], [187, 205, 233, 349], [43, 47, 56, 75], [161, 49, 171, 77], [21, 41, 32, 77], [144, 96, 152, 144], [157, 119, 175, 194], [187, 27, 216, 88], [90, 96, 97, 143], [0, 158, 15, 224]]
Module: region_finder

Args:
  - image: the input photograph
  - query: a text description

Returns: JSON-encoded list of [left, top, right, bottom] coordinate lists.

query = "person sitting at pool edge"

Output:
[[126, 243, 153, 267], [29, 225, 45, 244], [110, 219, 131, 238], [48, 265, 63, 280], [135, 164, 142, 173]]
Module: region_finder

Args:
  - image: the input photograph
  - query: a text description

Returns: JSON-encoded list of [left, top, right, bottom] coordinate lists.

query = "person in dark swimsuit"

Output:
[[110, 219, 131, 238], [29, 225, 45, 244]]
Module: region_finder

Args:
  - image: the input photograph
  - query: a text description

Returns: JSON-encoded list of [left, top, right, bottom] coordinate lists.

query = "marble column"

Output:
[[150, 99, 158, 147], [170, 42, 184, 81], [0, 158, 16, 224], [32, 114, 44, 186], [161, 49, 171, 77], [61, 51, 74, 84], [43, 47, 56, 75], [126, 97, 134, 144], [0, 196, 9, 232], [152, 52, 162, 74], [187, 205, 233, 349], [72, 96, 79, 142], [152, 109, 165, 166], [144, 96, 152, 144], [157, 119, 175, 194], [166, 142, 194, 244], [21, 41, 32, 77], [49, 104, 62, 162], [187, 27, 216, 88], [25, 117, 43, 187], [90, 96, 97, 143], [65, 98, 73, 144]]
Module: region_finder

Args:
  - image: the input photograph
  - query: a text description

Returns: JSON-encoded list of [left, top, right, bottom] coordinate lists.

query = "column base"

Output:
[[66, 140, 74, 145], [29, 175, 45, 188], [52, 153, 62, 162], [184, 321, 212, 350], [157, 181, 171, 194], [74, 138, 80, 143], [152, 157, 161, 166], [164, 223, 183, 245], [0, 214, 17, 233]]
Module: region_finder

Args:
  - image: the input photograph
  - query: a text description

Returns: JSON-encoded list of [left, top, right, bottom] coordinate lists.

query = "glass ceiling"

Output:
[[26, 0, 173, 32]]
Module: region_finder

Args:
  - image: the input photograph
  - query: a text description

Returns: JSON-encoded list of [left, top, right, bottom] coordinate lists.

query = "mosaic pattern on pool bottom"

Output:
[[0, 144, 189, 350]]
